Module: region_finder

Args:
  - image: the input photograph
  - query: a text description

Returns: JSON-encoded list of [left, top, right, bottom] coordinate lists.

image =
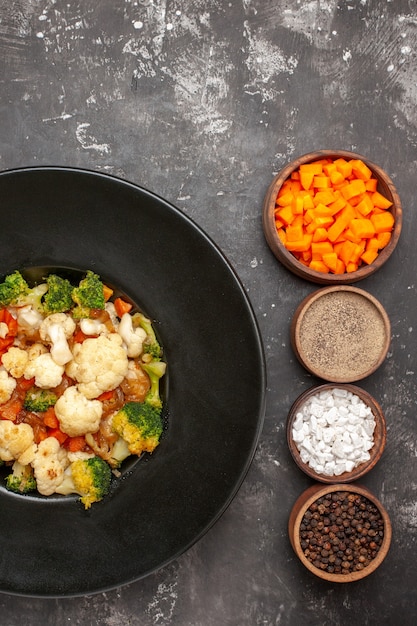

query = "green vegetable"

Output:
[[0, 271, 29, 306], [43, 273, 74, 314], [5, 462, 37, 494], [132, 312, 162, 359], [141, 360, 166, 411], [71, 270, 105, 318], [23, 387, 57, 412], [19, 283, 49, 312], [56, 456, 112, 509], [111, 401, 163, 460]]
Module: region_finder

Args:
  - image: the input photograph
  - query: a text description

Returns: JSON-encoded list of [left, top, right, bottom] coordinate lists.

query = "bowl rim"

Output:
[[262, 149, 403, 285], [286, 382, 387, 483], [290, 284, 391, 383], [288, 482, 392, 582]]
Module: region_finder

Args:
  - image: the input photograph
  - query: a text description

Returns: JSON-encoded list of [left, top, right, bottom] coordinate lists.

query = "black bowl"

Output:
[[0, 166, 266, 597]]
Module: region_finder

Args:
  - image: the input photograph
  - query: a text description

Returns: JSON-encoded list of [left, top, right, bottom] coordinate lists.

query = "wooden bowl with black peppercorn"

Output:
[[288, 483, 392, 582], [262, 150, 402, 285]]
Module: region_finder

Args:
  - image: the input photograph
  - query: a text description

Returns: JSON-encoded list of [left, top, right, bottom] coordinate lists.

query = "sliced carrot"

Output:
[[285, 234, 313, 252], [327, 204, 356, 242], [66, 435, 86, 452], [97, 389, 116, 402], [366, 238, 380, 252], [372, 191, 393, 209], [274, 157, 395, 275], [329, 170, 345, 186], [312, 227, 329, 243], [346, 261, 359, 273], [114, 297, 133, 318], [376, 231, 392, 248], [313, 175, 331, 189], [277, 228, 286, 244], [311, 241, 334, 258], [16, 377, 36, 392], [335, 258, 346, 274], [276, 205, 295, 226], [309, 260, 330, 273], [365, 178, 378, 192], [340, 178, 367, 201], [103, 284, 114, 302], [361, 249, 379, 265], [276, 191, 294, 207], [334, 158, 352, 179], [73, 329, 89, 343], [299, 171, 314, 191], [356, 194, 374, 216], [349, 218, 375, 239], [322, 252, 338, 272], [49, 428, 68, 445], [370, 211, 395, 233], [0, 397, 23, 421], [44, 407, 59, 429], [351, 159, 372, 181]]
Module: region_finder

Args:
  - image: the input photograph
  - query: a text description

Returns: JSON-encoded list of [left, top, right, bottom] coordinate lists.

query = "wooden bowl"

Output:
[[263, 150, 402, 284], [287, 383, 387, 483], [291, 285, 391, 383], [288, 483, 392, 582]]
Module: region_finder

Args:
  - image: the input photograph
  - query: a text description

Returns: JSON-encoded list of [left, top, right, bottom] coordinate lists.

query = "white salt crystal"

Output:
[[291, 387, 377, 478]]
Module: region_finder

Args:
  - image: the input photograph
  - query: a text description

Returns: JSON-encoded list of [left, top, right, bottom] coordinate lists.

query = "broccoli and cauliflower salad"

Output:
[[0, 269, 166, 509]]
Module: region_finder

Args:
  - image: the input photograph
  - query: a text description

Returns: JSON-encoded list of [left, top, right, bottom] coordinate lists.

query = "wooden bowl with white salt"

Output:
[[286, 383, 387, 483]]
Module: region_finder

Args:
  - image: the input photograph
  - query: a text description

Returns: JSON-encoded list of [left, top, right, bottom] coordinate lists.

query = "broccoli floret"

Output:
[[71, 271, 105, 318], [5, 461, 37, 494], [17, 283, 49, 312], [0, 271, 30, 306], [141, 360, 166, 411], [23, 387, 57, 412], [55, 456, 112, 509], [132, 312, 162, 359], [112, 401, 163, 457], [43, 274, 74, 314]]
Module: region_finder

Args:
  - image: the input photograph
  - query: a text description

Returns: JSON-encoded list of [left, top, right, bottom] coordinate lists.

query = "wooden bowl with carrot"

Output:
[[262, 150, 402, 284]]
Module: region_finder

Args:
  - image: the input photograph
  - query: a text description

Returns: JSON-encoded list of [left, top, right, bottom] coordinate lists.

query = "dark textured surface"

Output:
[[1, 0, 416, 624]]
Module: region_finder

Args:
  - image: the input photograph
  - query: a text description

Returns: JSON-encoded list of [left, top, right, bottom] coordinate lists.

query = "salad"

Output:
[[0, 269, 166, 508]]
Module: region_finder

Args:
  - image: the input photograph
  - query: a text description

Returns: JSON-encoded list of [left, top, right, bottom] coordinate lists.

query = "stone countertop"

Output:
[[0, 0, 416, 624]]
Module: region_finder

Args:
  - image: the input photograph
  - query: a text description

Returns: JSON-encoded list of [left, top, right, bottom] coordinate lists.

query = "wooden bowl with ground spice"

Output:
[[262, 150, 402, 284], [291, 285, 391, 383], [288, 483, 392, 582], [287, 383, 387, 483]]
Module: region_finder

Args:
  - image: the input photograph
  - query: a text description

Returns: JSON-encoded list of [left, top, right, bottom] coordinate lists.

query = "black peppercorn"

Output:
[[299, 490, 384, 575]]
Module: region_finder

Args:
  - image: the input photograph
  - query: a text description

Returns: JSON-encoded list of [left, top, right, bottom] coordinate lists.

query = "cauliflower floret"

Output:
[[31, 436, 69, 495], [16, 305, 44, 335], [2, 347, 29, 379], [0, 420, 35, 463], [54, 386, 103, 436], [67, 450, 95, 463], [0, 369, 17, 404], [118, 312, 147, 358], [27, 342, 48, 360], [39, 312, 76, 366], [66, 333, 129, 399], [79, 318, 108, 336], [0, 322, 8, 338], [24, 352, 65, 388], [105, 302, 119, 330]]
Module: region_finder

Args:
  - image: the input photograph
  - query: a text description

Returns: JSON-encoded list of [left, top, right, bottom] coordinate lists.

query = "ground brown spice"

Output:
[[298, 291, 387, 380]]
